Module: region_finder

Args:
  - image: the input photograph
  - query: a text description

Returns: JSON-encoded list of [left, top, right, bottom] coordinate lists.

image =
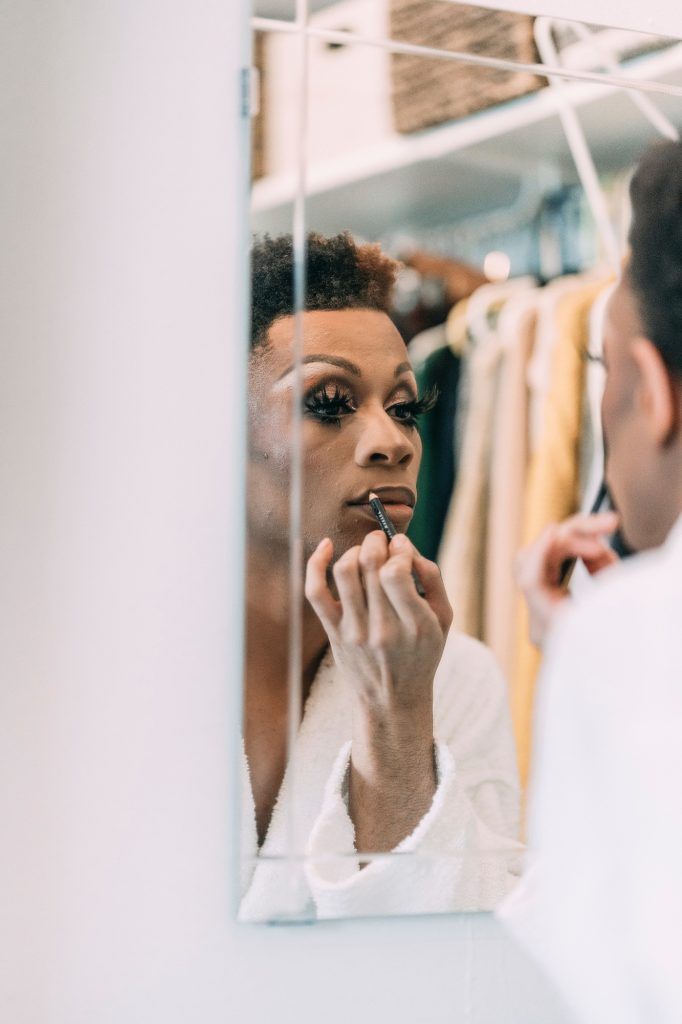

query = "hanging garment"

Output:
[[579, 283, 613, 509], [239, 630, 522, 921], [512, 276, 613, 791], [500, 516, 682, 1024], [408, 328, 462, 561], [439, 279, 535, 643], [568, 283, 615, 598], [526, 273, 600, 453], [483, 289, 540, 683], [446, 294, 471, 357], [439, 307, 506, 639]]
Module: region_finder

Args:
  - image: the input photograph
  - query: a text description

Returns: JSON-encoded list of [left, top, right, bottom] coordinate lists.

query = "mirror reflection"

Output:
[[243, 0, 682, 923]]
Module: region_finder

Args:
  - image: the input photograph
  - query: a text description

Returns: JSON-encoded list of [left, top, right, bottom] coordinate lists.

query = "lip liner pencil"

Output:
[[368, 492, 427, 598]]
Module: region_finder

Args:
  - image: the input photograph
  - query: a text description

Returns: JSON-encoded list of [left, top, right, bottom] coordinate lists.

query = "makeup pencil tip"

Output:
[[368, 491, 378, 501]]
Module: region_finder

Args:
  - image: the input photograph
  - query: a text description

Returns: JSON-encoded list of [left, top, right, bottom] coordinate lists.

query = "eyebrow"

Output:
[[276, 355, 414, 382]]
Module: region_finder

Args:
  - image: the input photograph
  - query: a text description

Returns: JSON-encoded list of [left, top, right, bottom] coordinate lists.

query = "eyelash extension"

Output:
[[304, 383, 356, 426], [388, 385, 440, 427], [303, 383, 440, 427]]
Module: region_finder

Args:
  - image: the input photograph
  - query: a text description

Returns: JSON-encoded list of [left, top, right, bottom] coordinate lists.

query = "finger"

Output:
[[583, 547, 619, 576], [514, 537, 547, 589], [358, 531, 400, 642], [357, 530, 389, 574], [516, 517, 615, 586], [305, 538, 341, 632], [388, 535, 453, 634], [378, 551, 431, 631], [332, 545, 368, 643], [544, 536, 615, 582], [555, 510, 619, 542], [516, 512, 620, 586], [515, 527, 584, 594]]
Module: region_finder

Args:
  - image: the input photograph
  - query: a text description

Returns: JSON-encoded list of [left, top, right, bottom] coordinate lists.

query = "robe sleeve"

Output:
[[304, 632, 524, 918]]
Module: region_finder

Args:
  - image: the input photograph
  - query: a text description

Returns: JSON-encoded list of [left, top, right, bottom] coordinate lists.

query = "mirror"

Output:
[[243, 0, 682, 922]]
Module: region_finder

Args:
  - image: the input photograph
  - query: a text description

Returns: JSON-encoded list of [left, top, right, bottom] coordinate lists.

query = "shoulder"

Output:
[[436, 629, 506, 694], [433, 630, 510, 745], [542, 537, 682, 718], [552, 541, 675, 658]]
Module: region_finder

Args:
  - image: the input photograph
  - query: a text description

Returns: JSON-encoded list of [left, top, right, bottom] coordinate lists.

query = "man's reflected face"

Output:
[[248, 308, 423, 559]]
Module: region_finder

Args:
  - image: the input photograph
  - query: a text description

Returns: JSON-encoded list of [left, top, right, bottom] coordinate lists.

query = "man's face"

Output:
[[247, 308, 422, 560], [602, 277, 659, 551]]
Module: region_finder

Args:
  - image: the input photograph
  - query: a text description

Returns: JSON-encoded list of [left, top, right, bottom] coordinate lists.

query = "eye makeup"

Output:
[[302, 379, 439, 428], [303, 381, 357, 425]]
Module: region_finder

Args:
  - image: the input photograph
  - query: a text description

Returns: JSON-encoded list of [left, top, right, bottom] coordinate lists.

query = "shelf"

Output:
[[251, 41, 682, 238]]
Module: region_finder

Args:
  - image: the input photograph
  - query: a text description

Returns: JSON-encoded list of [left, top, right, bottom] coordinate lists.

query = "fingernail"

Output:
[[317, 537, 331, 551], [391, 534, 408, 549]]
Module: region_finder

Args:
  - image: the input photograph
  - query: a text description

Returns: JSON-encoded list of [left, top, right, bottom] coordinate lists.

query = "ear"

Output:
[[631, 337, 679, 446]]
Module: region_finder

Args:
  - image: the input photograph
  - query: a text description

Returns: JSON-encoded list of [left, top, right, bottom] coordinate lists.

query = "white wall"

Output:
[[256, 0, 681, 36], [0, 3, 573, 1022]]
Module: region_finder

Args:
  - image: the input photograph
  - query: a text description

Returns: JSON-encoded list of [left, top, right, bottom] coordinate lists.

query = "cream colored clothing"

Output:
[[513, 277, 612, 790], [500, 516, 682, 1024], [484, 289, 540, 683], [439, 279, 534, 642], [239, 630, 523, 921], [446, 295, 471, 357], [526, 273, 599, 453], [438, 321, 505, 640], [579, 283, 613, 510]]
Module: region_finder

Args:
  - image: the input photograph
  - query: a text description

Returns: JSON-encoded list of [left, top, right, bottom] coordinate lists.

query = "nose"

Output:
[[354, 406, 415, 468]]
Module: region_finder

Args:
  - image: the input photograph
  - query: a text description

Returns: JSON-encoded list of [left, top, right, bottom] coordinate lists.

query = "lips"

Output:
[[348, 486, 416, 508]]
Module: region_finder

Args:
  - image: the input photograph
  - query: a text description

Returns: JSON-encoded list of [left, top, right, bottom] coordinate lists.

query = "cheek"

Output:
[[301, 424, 352, 481], [601, 373, 630, 455], [413, 430, 423, 468], [602, 375, 644, 519]]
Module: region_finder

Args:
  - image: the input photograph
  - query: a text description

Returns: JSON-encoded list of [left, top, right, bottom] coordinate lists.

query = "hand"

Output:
[[305, 530, 453, 851], [515, 511, 620, 649], [305, 530, 452, 717]]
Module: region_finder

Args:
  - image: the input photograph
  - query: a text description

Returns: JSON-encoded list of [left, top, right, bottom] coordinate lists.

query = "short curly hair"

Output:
[[628, 140, 682, 377], [250, 231, 399, 349]]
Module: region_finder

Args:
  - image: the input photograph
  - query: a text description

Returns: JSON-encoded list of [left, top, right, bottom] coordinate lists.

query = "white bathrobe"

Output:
[[240, 630, 523, 921], [500, 517, 682, 1024]]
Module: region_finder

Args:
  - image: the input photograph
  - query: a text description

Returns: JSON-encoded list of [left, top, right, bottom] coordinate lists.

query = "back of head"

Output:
[[628, 139, 682, 378], [250, 232, 399, 350]]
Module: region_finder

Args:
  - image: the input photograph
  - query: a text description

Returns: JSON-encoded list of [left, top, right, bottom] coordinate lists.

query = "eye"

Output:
[[303, 383, 356, 426], [387, 386, 439, 428]]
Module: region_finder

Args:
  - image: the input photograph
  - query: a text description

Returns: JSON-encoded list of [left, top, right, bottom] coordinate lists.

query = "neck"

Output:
[[654, 474, 682, 547]]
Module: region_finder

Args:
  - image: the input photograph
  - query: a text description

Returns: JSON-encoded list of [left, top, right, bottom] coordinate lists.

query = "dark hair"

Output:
[[250, 232, 399, 349], [628, 140, 682, 377]]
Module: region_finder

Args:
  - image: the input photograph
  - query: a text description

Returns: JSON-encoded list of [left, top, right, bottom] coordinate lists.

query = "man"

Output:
[[500, 140, 682, 1023], [241, 232, 521, 920]]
